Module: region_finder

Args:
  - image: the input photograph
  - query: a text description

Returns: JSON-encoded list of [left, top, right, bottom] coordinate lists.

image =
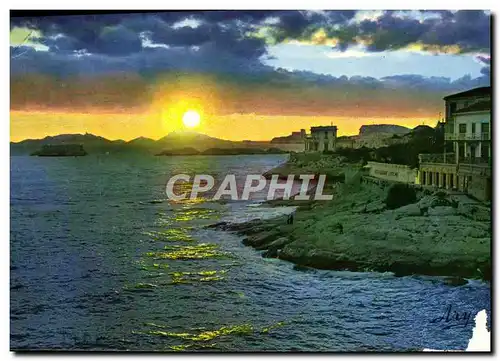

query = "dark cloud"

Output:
[[38, 35, 80, 54], [11, 10, 491, 58], [11, 14, 125, 38], [12, 11, 272, 59], [365, 13, 430, 52], [323, 10, 357, 23], [149, 23, 213, 46], [94, 25, 143, 55], [191, 10, 283, 24], [13, 37, 490, 93], [381, 73, 490, 91], [10, 10, 491, 116], [11, 41, 490, 115], [12, 14, 144, 56], [10, 37, 270, 78], [146, 22, 268, 60], [10, 11, 355, 56], [476, 55, 491, 64], [480, 66, 491, 77], [434, 10, 455, 20], [419, 10, 490, 52], [273, 11, 312, 40], [475, 54, 491, 79], [268, 10, 357, 43], [328, 10, 490, 54]]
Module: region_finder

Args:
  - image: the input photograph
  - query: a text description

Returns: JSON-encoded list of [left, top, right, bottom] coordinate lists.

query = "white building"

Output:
[[448, 101, 491, 162], [304, 126, 338, 152], [418, 86, 491, 201]]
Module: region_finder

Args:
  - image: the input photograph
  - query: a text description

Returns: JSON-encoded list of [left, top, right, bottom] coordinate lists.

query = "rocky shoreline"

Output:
[[208, 160, 491, 283]]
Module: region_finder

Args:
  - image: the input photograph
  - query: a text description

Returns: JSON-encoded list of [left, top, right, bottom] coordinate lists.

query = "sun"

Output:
[[182, 110, 201, 128]]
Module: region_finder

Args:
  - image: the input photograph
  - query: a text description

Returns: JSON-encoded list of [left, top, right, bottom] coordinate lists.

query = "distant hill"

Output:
[[10, 131, 278, 156], [127, 136, 157, 147], [10, 133, 125, 155], [337, 124, 424, 149], [355, 124, 411, 148], [359, 124, 410, 136], [333, 124, 451, 168], [13, 133, 111, 146], [11, 125, 424, 156], [386, 125, 438, 145], [410, 125, 434, 134], [156, 131, 236, 151]]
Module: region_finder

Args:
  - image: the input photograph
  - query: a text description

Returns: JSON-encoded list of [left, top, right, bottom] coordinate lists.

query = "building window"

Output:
[[481, 122, 490, 134], [472, 123, 476, 135], [459, 124, 466, 134], [458, 143, 465, 159], [450, 102, 457, 113], [481, 143, 489, 160]]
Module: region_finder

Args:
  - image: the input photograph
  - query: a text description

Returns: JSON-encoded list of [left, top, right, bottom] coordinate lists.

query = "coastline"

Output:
[[209, 155, 491, 283]]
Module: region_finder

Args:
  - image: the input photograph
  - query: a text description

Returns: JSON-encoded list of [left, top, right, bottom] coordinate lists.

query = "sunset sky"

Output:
[[10, 10, 491, 141]]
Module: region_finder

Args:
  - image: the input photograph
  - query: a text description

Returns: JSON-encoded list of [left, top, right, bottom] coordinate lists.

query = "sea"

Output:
[[10, 154, 491, 351]]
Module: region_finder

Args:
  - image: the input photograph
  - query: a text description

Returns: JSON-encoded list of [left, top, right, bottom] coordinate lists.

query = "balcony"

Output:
[[419, 153, 491, 166], [444, 132, 490, 141], [458, 161, 491, 177], [419, 153, 456, 164], [459, 157, 491, 166]]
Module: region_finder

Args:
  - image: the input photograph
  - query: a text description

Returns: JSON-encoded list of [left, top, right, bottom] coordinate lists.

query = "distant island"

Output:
[[30, 144, 87, 157]]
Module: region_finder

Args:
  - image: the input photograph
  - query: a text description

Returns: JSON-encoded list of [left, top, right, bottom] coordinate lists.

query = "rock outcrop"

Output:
[[210, 184, 491, 281]]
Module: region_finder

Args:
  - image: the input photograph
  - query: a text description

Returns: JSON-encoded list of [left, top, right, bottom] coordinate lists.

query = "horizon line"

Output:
[[9, 123, 430, 144]]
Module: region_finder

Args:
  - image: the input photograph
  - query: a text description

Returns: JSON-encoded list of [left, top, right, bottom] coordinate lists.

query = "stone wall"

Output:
[[417, 162, 491, 201], [466, 175, 491, 202], [418, 163, 458, 188], [272, 143, 305, 152], [366, 161, 417, 184]]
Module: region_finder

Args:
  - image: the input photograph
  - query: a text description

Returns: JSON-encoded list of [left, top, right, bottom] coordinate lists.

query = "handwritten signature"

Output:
[[430, 305, 472, 328]]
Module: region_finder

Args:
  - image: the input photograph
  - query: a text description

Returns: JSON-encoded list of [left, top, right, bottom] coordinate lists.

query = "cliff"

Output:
[[336, 124, 437, 150]]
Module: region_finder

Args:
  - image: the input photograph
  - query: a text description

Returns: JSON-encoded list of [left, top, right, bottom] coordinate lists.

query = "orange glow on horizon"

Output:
[[10, 110, 437, 143], [147, 73, 222, 135]]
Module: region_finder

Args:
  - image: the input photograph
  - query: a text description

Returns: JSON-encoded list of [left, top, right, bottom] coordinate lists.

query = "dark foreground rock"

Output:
[[209, 182, 491, 281], [443, 276, 468, 286]]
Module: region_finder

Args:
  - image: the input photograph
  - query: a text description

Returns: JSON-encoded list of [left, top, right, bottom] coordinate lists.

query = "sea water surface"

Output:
[[10, 154, 491, 351]]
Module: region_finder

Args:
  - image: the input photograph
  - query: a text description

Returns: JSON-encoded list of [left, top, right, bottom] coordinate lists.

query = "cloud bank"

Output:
[[10, 10, 491, 117]]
